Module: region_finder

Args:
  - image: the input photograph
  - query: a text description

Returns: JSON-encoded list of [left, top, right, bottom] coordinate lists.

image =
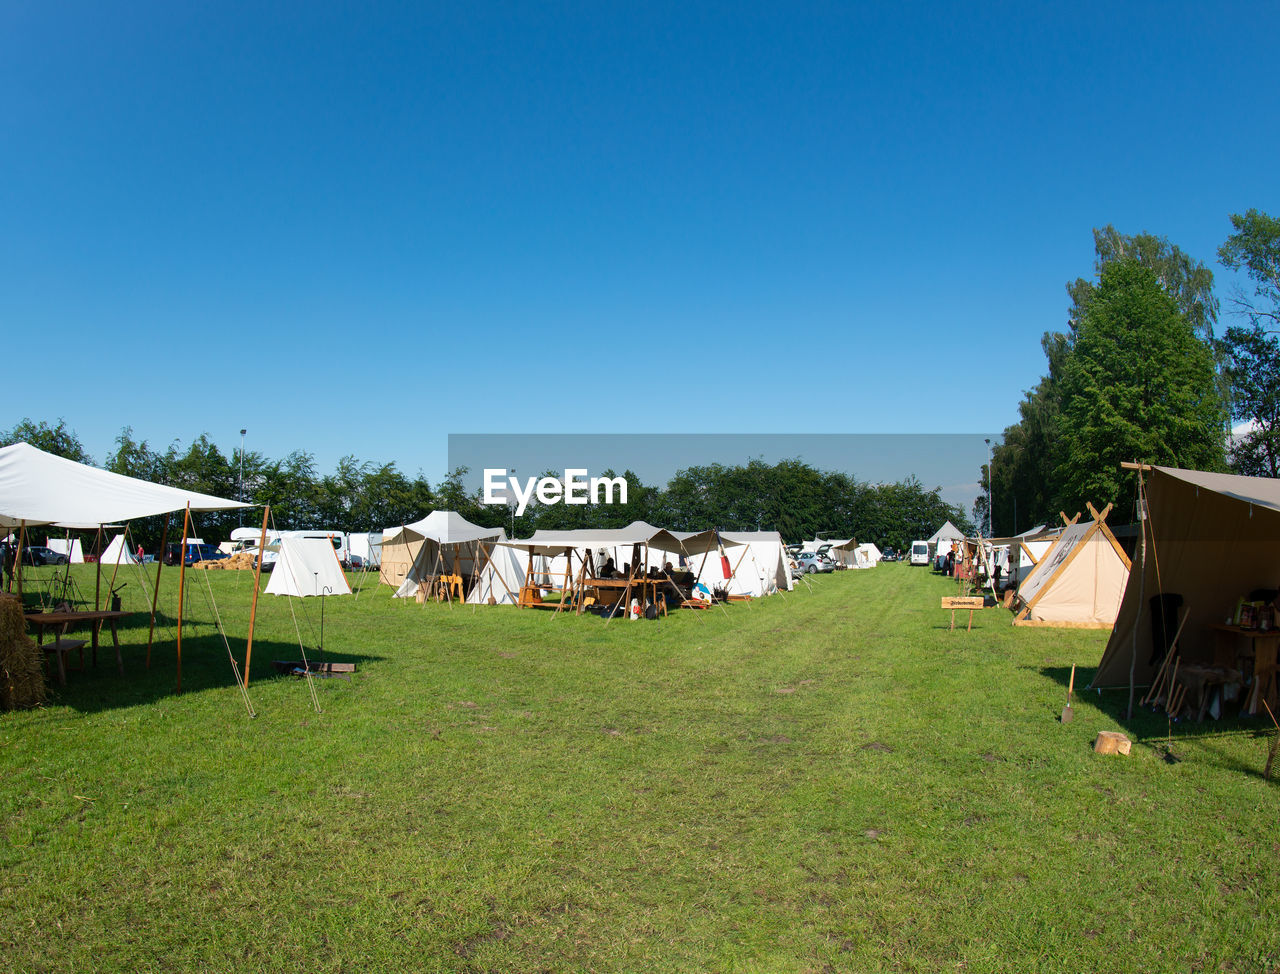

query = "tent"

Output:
[[465, 542, 532, 605], [384, 512, 506, 600], [685, 531, 793, 597], [853, 542, 881, 569], [98, 535, 140, 568], [45, 538, 85, 563], [1092, 466, 1280, 689], [265, 537, 352, 597], [927, 521, 966, 560], [1012, 505, 1130, 628]]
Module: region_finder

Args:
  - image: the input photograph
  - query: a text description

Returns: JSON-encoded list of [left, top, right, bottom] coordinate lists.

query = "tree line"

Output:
[[978, 210, 1280, 536], [0, 420, 970, 552]]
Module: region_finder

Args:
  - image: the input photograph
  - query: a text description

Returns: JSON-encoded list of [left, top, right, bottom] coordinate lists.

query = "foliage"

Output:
[[1218, 208, 1280, 329], [0, 418, 93, 464], [990, 228, 1226, 536], [1220, 325, 1280, 477]]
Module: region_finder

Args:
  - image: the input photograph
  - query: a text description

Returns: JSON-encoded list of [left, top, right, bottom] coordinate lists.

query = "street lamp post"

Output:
[[239, 429, 247, 526], [984, 438, 993, 537]]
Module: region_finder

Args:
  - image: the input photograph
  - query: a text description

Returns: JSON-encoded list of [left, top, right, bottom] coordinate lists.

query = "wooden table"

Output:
[[24, 610, 132, 686], [1209, 625, 1280, 715], [584, 577, 666, 617]]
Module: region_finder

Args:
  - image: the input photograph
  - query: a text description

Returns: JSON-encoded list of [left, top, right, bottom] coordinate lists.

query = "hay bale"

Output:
[[0, 595, 46, 710]]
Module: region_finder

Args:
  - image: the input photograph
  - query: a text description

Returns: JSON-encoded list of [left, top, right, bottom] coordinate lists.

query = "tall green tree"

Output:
[[1218, 209, 1280, 329], [1056, 260, 1225, 513], [0, 418, 93, 463]]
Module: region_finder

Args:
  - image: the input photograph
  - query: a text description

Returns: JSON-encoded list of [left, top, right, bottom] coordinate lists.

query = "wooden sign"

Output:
[[941, 596, 986, 632]]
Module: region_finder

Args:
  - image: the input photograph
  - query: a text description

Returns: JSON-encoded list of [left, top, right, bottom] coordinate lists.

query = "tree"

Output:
[[1220, 325, 1280, 477], [1056, 260, 1226, 514], [1218, 209, 1280, 328], [0, 417, 92, 463]]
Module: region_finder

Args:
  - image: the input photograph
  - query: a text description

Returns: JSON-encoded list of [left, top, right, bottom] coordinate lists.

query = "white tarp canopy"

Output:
[[98, 534, 139, 568], [0, 441, 249, 529], [382, 511, 505, 547], [502, 520, 670, 558], [265, 537, 352, 598]]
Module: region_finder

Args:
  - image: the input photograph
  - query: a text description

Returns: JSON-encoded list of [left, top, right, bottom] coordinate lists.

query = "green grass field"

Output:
[[3, 564, 1278, 973]]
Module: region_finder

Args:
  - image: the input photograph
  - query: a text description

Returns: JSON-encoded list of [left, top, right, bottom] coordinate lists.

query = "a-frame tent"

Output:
[[685, 530, 793, 596], [1012, 504, 1130, 628], [99, 534, 140, 568], [928, 521, 966, 560], [266, 536, 352, 597], [1091, 466, 1280, 689]]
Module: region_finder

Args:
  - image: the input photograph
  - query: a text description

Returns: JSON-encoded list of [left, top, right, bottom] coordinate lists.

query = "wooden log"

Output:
[[1093, 731, 1132, 756]]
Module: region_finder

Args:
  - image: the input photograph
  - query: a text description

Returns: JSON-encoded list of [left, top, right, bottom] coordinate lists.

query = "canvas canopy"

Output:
[[379, 512, 504, 588], [1092, 466, 1280, 688], [1013, 508, 1130, 628], [0, 441, 249, 528], [266, 537, 352, 597], [465, 542, 532, 605], [853, 542, 881, 568], [98, 534, 139, 568]]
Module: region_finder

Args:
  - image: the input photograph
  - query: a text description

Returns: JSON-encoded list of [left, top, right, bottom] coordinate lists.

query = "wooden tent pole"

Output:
[[242, 506, 269, 689], [1126, 470, 1147, 719], [94, 526, 103, 611], [15, 522, 26, 600], [146, 513, 170, 669], [176, 504, 191, 693]]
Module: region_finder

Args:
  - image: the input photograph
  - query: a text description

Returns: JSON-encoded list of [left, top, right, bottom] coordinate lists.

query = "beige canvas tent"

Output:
[[1012, 504, 1130, 628], [1092, 466, 1280, 689], [384, 512, 506, 600]]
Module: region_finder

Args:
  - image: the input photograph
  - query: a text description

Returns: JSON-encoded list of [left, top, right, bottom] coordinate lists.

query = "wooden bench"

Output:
[[43, 636, 89, 687], [942, 596, 986, 632]]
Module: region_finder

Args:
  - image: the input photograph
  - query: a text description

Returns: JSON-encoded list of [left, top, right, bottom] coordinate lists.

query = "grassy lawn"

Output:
[[2, 564, 1278, 972]]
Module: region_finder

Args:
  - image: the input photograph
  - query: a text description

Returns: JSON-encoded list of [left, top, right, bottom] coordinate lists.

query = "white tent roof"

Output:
[[0, 442, 249, 529], [927, 521, 966, 546], [503, 520, 667, 557], [265, 537, 352, 598], [381, 510, 505, 547]]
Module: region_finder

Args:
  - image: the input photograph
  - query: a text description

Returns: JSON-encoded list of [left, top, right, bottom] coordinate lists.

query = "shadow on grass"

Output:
[[1038, 665, 1279, 769], [39, 634, 385, 716]]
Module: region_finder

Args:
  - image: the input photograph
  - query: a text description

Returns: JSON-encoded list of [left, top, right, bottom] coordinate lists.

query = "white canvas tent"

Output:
[[927, 521, 966, 559], [465, 542, 532, 605], [853, 542, 881, 568], [45, 538, 85, 563], [386, 512, 506, 600], [98, 534, 139, 568], [265, 537, 352, 597], [685, 531, 793, 597], [1013, 506, 1130, 628]]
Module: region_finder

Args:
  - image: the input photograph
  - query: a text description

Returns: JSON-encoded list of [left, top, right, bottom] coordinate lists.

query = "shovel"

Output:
[[1061, 665, 1075, 723]]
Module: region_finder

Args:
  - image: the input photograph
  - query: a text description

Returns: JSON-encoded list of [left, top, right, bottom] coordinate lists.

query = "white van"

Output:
[[909, 541, 930, 566]]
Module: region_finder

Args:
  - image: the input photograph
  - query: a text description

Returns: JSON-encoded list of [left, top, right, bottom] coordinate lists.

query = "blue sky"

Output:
[[3, 2, 1276, 488]]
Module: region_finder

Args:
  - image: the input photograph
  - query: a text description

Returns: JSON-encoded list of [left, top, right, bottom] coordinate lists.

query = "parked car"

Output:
[[909, 541, 930, 566], [881, 548, 898, 562], [165, 542, 228, 566], [20, 545, 68, 566], [795, 551, 835, 574], [343, 554, 365, 571]]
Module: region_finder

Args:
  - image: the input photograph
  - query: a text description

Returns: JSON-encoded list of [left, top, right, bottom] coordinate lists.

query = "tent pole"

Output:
[[146, 513, 170, 669], [243, 505, 269, 689], [176, 504, 191, 693], [1126, 471, 1147, 720], [15, 522, 26, 601], [93, 526, 103, 611]]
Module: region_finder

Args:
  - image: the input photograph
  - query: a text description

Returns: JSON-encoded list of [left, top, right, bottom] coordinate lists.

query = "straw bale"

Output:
[[0, 595, 46, 710]]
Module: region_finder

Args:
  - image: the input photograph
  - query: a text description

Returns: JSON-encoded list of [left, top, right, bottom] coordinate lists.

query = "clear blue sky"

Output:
[[3, 1, 1276, 485]]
